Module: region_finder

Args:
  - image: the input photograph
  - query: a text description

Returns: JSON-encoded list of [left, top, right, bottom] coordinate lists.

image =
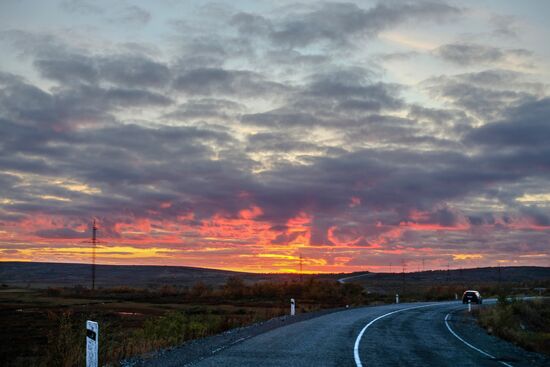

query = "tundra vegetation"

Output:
[[2, 278, 365, 366], [1, 276, 548, 366], [475, 297, 550, 355]]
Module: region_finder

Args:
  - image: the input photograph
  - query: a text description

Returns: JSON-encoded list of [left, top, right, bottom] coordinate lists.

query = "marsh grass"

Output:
[[476, 298, 550, 355]]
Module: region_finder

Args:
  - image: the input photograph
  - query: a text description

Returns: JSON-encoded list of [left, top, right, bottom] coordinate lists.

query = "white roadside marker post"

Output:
[[290, 298, 296, 316], [455, 293, 458, 300], [468, 300, 471, 313], [395, 294, 399, 304], [86, 320, 98, 367]]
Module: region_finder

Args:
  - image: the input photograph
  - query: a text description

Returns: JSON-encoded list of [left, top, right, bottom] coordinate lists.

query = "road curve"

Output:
[[183, 301, 548, 367]]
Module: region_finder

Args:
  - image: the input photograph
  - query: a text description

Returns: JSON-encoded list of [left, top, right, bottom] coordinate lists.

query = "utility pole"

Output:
[[299, 253, 303, 282], [401, 260, 406, 292], [91, 220, 97, 291], [82, 219, 102, 291], [498, 263, 502, 292]]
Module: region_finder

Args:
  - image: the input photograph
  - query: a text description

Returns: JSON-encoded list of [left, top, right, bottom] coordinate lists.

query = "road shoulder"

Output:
[[447, 308, 550, 367], [121, 307, 347, 367]]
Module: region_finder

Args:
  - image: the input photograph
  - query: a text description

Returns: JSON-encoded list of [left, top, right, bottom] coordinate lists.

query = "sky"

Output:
[[0, 0, 549, 273]]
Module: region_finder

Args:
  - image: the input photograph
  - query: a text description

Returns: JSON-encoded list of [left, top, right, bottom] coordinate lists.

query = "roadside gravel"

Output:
[[120, 307, 347, 367]]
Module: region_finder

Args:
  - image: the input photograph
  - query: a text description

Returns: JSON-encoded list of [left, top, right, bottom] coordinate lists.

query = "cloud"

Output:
[[466, 98, 550, 147], [434, 42, 531, 65], [98, 55, 170, 88], [35, 55, 98, 84], [173, 68, 289, 97], [165, 98, 245, 121], [230, 12, 273, 36], [109, 5, 151, 26], [263, 1, 461, 48], [242, 67, 404, 128], [34, 53, 171, 88], [60, 0, 103, 15], [36, 228, 88, 239], [424, 69, 540, 120], [1, 1, 549, 270]]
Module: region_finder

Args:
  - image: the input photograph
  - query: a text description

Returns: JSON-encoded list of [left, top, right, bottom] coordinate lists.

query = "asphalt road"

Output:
[[189, 300, 549, 367]]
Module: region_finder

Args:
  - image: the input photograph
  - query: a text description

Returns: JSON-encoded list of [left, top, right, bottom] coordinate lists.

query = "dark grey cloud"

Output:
[[425, 70, 539, 120], [35, 55, 98, 84], [165, 98, 244, 121], [467, 98, 550, 147], [246, 132, 321, 153], [34, 53, 171, 88], [242, 110, 320, 128], [263, 49, 329, 67], [375, 51, 419, 62], [435, 42, 531, 65], [0, 77, 172, 134], [4, 30, 171, 90], [109, 5, 151, 26], [60, 0, 103, 15], [263, 1, 461, 48], [173, 68, 288, 97], [230, 12, 273, 36], [242, 68, 404, 128], [520, 206, 550, 227], [36, 228, 88, 239], [173, 36, 230, 68], [98, 55, 170, 88]]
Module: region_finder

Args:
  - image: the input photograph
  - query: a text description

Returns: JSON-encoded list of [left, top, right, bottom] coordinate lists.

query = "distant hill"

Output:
[[338, 266, 550, 283], [336, 266, 550, 293], [0, 262, 548, 290], [0, 261, 290, 288]]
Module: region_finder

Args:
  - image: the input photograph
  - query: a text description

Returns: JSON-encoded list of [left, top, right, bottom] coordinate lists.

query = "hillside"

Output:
[[1, 262, 548, 290], [336, 266, 550, 294], [0, 261, 290, 288]]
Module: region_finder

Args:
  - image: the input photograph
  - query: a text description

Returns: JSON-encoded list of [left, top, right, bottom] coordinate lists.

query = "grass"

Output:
[[476, 297, 550, 355]]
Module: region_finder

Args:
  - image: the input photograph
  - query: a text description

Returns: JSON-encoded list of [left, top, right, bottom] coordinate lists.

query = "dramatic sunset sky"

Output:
[[1, 0, 549, 273]]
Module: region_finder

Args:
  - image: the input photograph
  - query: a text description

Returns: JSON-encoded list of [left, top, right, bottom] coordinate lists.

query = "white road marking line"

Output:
[[211, 336, 249, 354], [353, 303, 439, 367], [444, 312, 513, 367]]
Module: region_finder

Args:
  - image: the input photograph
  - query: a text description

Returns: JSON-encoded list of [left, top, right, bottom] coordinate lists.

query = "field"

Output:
[[0, 278, 366, 367]]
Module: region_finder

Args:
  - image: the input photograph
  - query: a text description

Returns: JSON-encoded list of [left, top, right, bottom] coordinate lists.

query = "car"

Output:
[[462, 290, 483, 304]]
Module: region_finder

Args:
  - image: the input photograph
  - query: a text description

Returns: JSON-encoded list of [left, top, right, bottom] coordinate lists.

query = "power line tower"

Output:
[[299, 253, 303, 282], [82, 219, 102, 291], [401, 260, 406, 292], [91, 220, 97, 290], [498, 263, 502, 291]]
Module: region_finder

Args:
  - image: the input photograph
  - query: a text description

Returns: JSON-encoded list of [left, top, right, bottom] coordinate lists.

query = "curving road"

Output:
[[155, 300, 549, 367]]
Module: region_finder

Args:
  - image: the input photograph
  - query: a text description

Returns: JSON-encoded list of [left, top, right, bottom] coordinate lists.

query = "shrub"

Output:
[[477, 299, 550, 355]]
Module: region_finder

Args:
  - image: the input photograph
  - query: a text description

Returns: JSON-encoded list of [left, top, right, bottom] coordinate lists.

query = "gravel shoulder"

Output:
[[121, 307, 348, 367], [450, 307, 550, 367]]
